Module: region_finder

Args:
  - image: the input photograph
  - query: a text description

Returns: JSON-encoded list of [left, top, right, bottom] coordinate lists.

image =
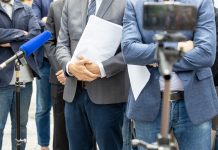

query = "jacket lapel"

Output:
[[13, 0, 24, 13], [96, 0, 113, 18], [0, 4, 6, 14]]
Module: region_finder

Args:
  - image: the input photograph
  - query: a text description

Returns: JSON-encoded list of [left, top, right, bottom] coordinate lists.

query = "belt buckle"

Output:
[[81, 81, 86, 87], [169, 91, 183, 102]]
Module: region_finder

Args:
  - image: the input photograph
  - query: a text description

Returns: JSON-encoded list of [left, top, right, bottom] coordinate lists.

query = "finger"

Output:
[[59, 77, 66, 82], [56, 70, 63, 76], [83, 69, 99, 78], [77, 56, 92, 64], [60, 79, 64, 84], [85, 77, 97, 82]]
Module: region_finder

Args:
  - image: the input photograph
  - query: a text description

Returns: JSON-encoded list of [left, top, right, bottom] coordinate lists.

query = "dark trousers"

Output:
[[51, 84, 69, 150], [65, 85, 125, 150]]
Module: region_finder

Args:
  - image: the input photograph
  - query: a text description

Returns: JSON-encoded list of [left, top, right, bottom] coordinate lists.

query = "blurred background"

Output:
[[21, 0, 32, 6]]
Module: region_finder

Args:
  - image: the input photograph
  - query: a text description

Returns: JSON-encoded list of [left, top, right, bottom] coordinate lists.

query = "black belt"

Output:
[[43, 57, 49, 62], [77, 81, 87, 88], [161, 91, 184, 101]]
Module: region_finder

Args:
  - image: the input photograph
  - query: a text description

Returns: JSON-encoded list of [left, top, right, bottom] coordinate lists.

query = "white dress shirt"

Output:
[[0, 0, 14, 18], [66, 0, 107, 78]]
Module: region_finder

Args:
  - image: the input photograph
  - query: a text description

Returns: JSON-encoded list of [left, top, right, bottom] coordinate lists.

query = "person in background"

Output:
[[122, 0, 218, 149], [45, 0, 69, 149], [56, 0, 130, 149], [32, 0, 53, 150], [21, 0, 32, 6], [0, 0, 41, 149], [212, 4, 218, 150]]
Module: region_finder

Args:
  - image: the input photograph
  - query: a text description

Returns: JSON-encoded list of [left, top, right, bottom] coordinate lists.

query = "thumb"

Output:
[[78, 56, 92, 64]]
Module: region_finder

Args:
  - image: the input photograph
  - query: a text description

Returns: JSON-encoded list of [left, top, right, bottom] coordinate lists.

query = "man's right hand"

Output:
[[23, 31, 28, 36], [41, 17, 48, 23], [0, 43, 11, 48], [68, 57, 99, 82]]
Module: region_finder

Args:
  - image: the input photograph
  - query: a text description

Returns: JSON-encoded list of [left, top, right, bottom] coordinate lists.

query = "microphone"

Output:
[[0, 31, 51, 70]]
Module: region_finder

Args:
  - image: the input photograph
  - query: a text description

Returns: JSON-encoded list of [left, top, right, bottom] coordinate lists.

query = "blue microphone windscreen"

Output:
[[20, 31, 52, 57]]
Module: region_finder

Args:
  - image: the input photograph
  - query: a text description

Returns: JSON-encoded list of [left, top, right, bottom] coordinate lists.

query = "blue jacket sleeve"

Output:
[[10, 7, 41, 54], [26, 7, 41, 41], [122, 0, 216, 71], [173, 0, 216, 71], [32, 0, 45, 27], [121, 0, 157, 66], [0, 28, 26, 44]]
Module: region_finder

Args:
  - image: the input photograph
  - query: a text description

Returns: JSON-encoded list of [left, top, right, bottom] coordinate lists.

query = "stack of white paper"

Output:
[[71, 15, 123, 63], [128, 65, 150, 101], [71, 15, 150, 101]]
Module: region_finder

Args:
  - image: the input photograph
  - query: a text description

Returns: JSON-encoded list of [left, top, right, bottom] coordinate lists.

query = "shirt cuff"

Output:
[[96, 62, 106, 78], [66, 61, 73, 76]]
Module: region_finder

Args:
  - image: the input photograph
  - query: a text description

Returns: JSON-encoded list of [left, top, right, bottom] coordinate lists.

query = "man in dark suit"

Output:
[[0, 0, 41, 149], [56, 0, 129, 149], [32, 0, 52, 149], [45, 0, 69, 149]]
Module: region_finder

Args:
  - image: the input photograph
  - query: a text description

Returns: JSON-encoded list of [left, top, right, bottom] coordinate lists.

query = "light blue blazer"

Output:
[[121, 0, 218, 124]]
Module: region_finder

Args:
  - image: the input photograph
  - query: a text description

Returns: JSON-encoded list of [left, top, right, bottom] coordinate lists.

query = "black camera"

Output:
[[143, 2, 197, 31]]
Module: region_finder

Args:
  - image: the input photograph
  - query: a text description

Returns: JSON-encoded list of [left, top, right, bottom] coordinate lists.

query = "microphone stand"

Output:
[[132, 32, 185, 150], [15, 61, 27, 150]]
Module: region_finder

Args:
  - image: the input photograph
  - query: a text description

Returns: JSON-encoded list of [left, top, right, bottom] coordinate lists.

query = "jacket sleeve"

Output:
[[102, 49, 127, 78], [121, 0, 157, 66], [25, 7, 41, 41], [44, 3, 60, 73], [122, 0, 216, 72], [10, 7, 41, 55], [56, 0, 71, 73], [32, 0, 45, 27], [0, 28, 26, 44], [211, 7, 218, 81], [173, 0, 216, 72]]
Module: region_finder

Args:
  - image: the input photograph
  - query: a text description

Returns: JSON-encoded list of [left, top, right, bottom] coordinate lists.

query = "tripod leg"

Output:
[[15, 62, 21, 150]]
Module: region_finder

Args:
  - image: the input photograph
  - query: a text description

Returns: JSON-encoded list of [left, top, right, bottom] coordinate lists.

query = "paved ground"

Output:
[[2, 80, 53, 150]]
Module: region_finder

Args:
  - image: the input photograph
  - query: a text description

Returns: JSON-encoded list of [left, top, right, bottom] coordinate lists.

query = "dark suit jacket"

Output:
[[0, 0, 41, 87], [32, 0, 53, 67], [45, 0, 65, 84]]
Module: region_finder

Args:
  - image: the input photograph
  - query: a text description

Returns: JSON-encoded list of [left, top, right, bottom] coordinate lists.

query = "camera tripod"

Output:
[[15, 60, 27, 150], [131, 32, 186, 150]]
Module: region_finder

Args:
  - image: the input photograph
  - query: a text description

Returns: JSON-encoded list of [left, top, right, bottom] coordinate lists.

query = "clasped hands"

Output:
[[68, 56, 101, 82]]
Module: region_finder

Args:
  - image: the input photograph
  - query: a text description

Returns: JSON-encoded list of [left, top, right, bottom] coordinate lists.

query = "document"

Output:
[[71, 15, 123, 63], [128, 65, 150, 101]]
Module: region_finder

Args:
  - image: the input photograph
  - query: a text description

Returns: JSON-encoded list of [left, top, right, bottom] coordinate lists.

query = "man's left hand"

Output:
[[56, 70, 66, 85], [42, 17, 48, 23], [85, 63, 101, 77]]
